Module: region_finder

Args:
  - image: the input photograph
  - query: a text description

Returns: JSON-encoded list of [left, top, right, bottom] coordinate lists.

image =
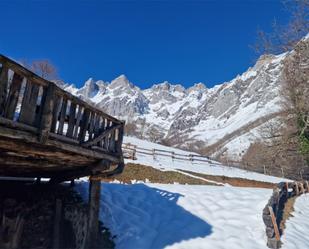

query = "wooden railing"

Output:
[[0, 54, 125, 156]]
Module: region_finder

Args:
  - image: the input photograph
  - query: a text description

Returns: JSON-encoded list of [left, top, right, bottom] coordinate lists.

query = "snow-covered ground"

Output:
[[124, 136, 289, 184], [75, 182, 272, 249], [281, 193, 309, 249]]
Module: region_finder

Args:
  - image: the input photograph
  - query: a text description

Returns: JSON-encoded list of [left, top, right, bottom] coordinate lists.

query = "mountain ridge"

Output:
[[62, 52, 288, 161]]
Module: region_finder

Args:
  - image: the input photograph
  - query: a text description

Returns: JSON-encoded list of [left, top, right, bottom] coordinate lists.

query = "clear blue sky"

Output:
[[0, 0, 288, 88]]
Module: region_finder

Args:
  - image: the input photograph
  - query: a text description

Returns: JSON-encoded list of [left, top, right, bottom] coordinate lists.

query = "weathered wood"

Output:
[[86, 178, 101, 248], [0, 54, 125, 180], [0, 63, 9, 115], [50, 95, 62, 133], [73, 105, 83, 139], [66, 101, 76, 138], [116, 126, 124, 154], [11, 216, 24, 249], [57, 98, 67, 135], [49, 160, 110, 183], [52, 199, 62, 249], [0, 125, 121, 163], [108, 130, 116, 152], [19, 80, 40, 125], [79, 108, 90, 142], [4, 73, 23, 120], [88, 111, 96, 140], [268, 206, 280, 241], [39, 84, 56, 143], [83, 123, 122, 147]]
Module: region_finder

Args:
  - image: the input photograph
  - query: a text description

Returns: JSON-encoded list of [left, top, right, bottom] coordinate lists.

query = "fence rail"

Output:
[[122, 142, 219, 165], [0, 54, 125, 156]]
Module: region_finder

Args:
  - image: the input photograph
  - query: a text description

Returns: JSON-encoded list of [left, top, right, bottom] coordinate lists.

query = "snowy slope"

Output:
[[124, 136, 288, 184], [75, 182, 272, 249], [281, 193, 309, 249], [63, 51, 288, 160]]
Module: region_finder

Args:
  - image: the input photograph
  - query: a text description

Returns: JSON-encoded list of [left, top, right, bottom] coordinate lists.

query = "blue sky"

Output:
[[0, 0, 288, 88]]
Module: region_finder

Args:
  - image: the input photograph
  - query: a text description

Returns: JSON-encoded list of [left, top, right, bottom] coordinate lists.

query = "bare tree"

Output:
[[31, 60, 57, 80], [19, 59, 58, 80], [253, 0, 309, 55]]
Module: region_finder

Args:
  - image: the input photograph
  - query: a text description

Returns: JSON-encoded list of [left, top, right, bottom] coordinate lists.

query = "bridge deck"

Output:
[[0, 55, 125, 182]]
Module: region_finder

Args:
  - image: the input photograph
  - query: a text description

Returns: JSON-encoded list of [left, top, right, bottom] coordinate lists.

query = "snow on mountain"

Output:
[[64, 52, 288, 161]]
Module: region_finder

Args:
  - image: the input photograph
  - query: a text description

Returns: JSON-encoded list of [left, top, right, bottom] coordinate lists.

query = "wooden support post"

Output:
[[268, 206, 280, 242], [52, 199, 62, 249], [87, 178, 101, 248], [39, 84, 56, 143], [70, 180, 75, 187]]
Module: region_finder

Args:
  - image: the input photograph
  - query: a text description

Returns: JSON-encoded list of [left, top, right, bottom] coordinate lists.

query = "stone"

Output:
[[267, 238, 281, 249]]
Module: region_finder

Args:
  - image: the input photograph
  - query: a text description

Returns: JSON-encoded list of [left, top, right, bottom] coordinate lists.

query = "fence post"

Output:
[[171, 151, 175, 161], [268, 206, 281, 242]]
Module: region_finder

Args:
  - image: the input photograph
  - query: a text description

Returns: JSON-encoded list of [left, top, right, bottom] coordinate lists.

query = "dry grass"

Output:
[[101, 163, 216, 185], [280, 196, 296, 232], [101, 163, 276, 188], [177, 169, 276, 188]]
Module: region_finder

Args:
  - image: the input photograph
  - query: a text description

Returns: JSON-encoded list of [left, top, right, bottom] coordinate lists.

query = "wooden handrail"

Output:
[[0, 54, 125, 156]]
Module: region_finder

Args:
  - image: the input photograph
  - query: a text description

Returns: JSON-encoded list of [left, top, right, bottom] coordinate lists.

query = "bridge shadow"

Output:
[[76, 182, 212, 249]]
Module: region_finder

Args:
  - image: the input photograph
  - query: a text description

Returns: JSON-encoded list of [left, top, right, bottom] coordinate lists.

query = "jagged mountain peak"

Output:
[[109, 74, 135, 89]]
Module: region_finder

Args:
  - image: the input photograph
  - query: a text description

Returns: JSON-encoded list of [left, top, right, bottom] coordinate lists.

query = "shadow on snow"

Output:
[[75, 182, 212, 249]]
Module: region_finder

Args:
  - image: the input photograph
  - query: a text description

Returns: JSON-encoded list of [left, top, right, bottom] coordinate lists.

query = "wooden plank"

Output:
[[73, 105, 83, 139], [19, 80, 40, 125], [52, 199, 62, 249], [0, 63, 9, 115], [3, 73, 23, 120], [57, 98, 67, 135], [88, 112, 96, 140], [50, 95, 62, 133], [82, 124, 122, 147], [268, 206, 280, 241], [86, 179, 101, 248], [39, 84, 56, 143], [79, 108, 90, 142], [116, 125, 124, 154], [66, 101, 76, 138], [108, 129, 116, 152]]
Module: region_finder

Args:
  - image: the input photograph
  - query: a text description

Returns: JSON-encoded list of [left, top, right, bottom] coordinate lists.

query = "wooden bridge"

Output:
[[0, 54, 125, 183]]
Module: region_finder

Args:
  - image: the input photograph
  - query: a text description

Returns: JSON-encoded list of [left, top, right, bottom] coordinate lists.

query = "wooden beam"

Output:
[[39, 84, 56, 143], [82, 124, 122, 147], [0, 125, 121, 163], [19, 80, 40, 126], [4, 73, 23, 120], [0, 62, 8, 115], [52, 199, 62, 249], [86, 179, 101, 248]]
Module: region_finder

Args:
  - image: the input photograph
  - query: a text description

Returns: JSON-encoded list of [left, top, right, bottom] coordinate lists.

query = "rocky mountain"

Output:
[[63, 51, 289, 161]]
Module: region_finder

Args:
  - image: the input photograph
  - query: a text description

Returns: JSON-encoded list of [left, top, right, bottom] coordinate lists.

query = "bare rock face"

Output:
[[63, 48, 293, 159]]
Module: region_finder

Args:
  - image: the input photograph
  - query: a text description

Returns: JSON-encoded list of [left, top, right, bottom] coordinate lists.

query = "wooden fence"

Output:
[[263, 181, 309, 249], [122, 142, 221, 165]]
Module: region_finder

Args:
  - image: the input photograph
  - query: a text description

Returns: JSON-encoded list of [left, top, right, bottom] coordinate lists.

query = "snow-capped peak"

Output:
[[109, 74, 134, 89]]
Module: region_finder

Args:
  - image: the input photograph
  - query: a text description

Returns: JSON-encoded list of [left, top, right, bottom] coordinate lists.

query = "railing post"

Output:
[[39, 84, 56, 143], [0, 62, 8, 115], [116, 123, 124, 155]]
